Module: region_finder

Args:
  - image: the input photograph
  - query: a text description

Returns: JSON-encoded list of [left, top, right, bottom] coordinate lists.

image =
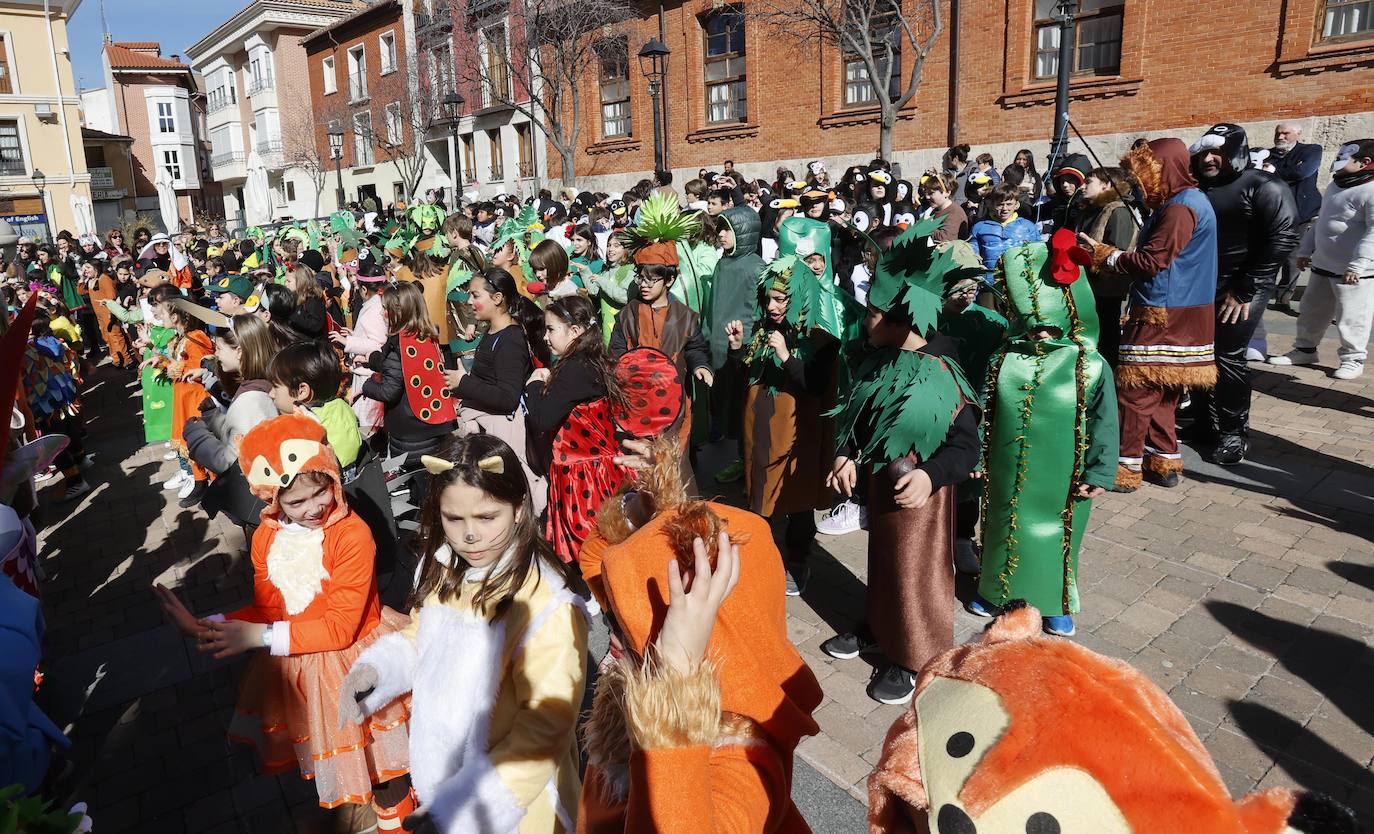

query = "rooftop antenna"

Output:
[[100, 0, 111, 43]]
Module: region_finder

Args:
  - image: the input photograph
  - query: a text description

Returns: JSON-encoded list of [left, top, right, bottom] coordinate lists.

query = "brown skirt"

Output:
[[742, 385, 833, 519], [866, 463, 955, 673]]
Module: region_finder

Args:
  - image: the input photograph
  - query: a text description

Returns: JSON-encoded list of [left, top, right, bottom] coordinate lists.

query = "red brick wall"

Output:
[[304, 2, 407, 169], [553, 0, 1374, 183], [111, 74, 160, 198]]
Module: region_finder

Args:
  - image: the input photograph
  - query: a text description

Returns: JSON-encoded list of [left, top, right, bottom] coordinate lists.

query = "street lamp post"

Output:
[[327, 126, 345, 211], [637, 39, 670, 175], [1047, 0, 1078, 171], [30, 168, 48, 241], [443, 92, 466, 207]]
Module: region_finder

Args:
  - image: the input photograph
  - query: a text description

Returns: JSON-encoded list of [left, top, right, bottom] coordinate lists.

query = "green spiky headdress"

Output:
[[868, 217, 984, 336], [618, 192, 699, 266], [491, 204, 542, 259]]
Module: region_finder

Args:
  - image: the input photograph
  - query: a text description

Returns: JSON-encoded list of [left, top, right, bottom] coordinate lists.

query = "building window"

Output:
[[0, 38, 15, 94], [430, 43, 455, 103], [702, 6, 747, 124], [843, 12, 901, 106], [461, 133, 475, 182], [380, 32, 398, 74], [1321, 0, 1374, 41], [597, 38, 631, 139], [385, 102, 403, 145], [157, 102, 176, 133], [249, 50, 274, 93], [348, 45, 368, 101], [393, 181, 405, 204], [163, 149, 181, 181], [483, 24, 511, 104], [1033, 0, 1123, 79], [209, 69, 237, 112], [0, 119, 24, 175], [487, 128, 503, 180], [286, 180, 296, 202], [354, 112, 374, 165], [516, 123, 534, 178], [323, 56, 337, 95]]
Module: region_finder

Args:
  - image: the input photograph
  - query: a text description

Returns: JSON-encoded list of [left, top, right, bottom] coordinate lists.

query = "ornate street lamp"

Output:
[[327, 126, 345, 210], [31, 168, 48, 240], [444, 92, 466, 206], [638, 39, 670, 174]]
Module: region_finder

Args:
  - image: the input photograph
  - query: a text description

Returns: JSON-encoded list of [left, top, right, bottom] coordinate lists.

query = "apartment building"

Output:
[[81, 40, 213, 232], [561, 0, 1374, 191], [186, 0, 364, 227], [0, 0, 93, 240]]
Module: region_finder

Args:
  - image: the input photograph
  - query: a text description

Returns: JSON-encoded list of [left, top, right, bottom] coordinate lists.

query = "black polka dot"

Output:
[[1025, 813, 1060, 834], [655, 388, 667, 397], [280, 475, 289, 485], [946, 732, 974, 758], [262, 466, 271, 477], [582, 490, 591, 499], [422, 386, 432, 398], [660, 407, 670, 416], [580, 428, 590, 438]]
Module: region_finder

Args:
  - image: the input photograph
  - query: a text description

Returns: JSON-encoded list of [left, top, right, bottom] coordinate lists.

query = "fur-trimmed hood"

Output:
[[1123, 138, 1197, 210]]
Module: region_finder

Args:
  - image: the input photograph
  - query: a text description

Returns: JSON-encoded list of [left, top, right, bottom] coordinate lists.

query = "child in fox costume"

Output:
[[576, 439, 823, 833], [152, 414, 414, 822], [868, 603, 1358, 834]]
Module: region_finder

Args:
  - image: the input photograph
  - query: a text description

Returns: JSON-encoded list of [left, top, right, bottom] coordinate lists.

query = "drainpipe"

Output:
[[44, 0, 80, 227], [947, 0, 959, 148]]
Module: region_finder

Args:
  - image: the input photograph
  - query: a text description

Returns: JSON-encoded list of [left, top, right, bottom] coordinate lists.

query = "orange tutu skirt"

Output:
[[228, 607, 412, 808]]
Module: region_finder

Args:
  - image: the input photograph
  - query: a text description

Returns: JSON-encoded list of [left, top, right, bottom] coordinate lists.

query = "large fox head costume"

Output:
[[869, 604, 1358, 834], [237, 413, 348, 528]]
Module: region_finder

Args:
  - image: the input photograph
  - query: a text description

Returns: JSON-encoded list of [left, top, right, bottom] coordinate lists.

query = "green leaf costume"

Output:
[[977, 241, 1121, 616]]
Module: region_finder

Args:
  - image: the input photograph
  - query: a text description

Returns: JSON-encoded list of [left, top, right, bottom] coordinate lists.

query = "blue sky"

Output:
[[68, 0, 245, 91]]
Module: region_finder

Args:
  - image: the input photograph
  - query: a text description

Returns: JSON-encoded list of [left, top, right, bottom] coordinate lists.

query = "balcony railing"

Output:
[[489, 165, 504, 181], [246, 75, 275, 96], [256, 140, 283, 155], [348, 73, 369, 102], [210, 151, 245, 168], [207, 97, 236, 114], [518, 161, 534, 179]]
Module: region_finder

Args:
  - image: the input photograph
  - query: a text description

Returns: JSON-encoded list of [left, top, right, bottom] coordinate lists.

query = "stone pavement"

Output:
[[28, 324, 1374, 832]]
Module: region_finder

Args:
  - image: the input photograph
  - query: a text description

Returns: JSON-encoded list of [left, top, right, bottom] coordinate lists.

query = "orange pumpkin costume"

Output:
[[577, 445, 822, 833], [224, 414, 410, 808], [868, 603, 1357, 833]]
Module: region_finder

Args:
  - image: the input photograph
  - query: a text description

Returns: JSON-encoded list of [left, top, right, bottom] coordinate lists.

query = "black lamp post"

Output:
[[31, 168, 47, 240], [444, 91, 466, 206], [638, 38, 670, 174], [327, 126, 345, 210], [1047, 0, 1078, 171]]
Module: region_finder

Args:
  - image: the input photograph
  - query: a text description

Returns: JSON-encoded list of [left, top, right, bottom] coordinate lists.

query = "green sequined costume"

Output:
[[977, 242, 1120, 616], [140, 325, 175, 443]]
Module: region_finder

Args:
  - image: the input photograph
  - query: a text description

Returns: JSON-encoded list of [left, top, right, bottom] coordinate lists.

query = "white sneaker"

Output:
[[1244, 347, 1265, 362], [954, 538, 981, 574], [1334, 360, 1365, 380], [163, 471, 188, 490], [163, 450, 179, 460], [1267, 349, 1317, 366], [177, 476, 197, 499], [817, 500, 863, 536]]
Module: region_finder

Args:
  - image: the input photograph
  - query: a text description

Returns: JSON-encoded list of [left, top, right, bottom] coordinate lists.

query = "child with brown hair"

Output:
[[284, 263, 328, 340], [528, 238, 575, 297], [269, 340, 363, 475], [362, 282, 458, 467], [158, 295, 215, 507]]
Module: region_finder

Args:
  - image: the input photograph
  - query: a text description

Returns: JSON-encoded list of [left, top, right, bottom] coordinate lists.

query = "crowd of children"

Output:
[[20, 137, 1288, 832]]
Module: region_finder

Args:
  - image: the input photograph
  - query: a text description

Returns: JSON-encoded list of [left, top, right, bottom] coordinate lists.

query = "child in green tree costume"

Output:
[[969, 235, 1120, 637], [820, 217, 983, 705]]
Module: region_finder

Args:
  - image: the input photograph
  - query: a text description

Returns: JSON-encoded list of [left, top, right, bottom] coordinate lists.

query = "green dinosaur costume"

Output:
[[977, 241, 1120, 616], [141, 325, 176, 443], [590, 262, 635, 343], [706, 206, 766, 370], [672, 239, 718, 315], [408, 203, 450, 260]]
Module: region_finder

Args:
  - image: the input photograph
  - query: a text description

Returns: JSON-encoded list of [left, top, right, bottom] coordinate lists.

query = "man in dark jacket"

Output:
[[1190, 123, 1299, 465], [1267, 123, 1323, 308]]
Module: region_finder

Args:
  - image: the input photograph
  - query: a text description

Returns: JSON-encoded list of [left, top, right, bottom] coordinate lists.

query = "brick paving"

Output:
[[28, 324, 1374, 832]]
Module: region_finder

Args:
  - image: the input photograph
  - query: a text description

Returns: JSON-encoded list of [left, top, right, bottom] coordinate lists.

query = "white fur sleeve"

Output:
[[353, 632, 417, 716], [422, 756, 526, 834]]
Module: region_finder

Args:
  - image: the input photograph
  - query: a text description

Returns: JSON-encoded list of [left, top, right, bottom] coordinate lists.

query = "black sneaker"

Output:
[[820, 630, 876, 660], [178, 480, 208, 508], [868, 664, 916, 705], [1210, 434, 1248, 467], [1143, 468, 1181, 488], [785, 565, 810, 597]]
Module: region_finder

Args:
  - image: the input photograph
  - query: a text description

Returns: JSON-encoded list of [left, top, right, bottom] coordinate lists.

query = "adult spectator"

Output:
[[1190, 124, 1298, 465], [942, 144, 973, 197], [1005, 148, 1043, 202], [1081, 138, 1218, 491], [1076, 166, 1139, 368], [1269, 138, 1374, 381], [1268, 122, 1324, 310]]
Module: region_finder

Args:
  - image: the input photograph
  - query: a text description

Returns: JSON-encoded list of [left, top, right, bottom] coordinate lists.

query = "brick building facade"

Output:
[[557, 0, 1374, 191]]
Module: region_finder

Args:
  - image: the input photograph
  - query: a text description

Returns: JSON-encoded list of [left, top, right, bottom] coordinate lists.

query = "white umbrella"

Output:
[[154, 165, 179, 234], [244, 149, 274, 226], [68, 193, 97, 236]]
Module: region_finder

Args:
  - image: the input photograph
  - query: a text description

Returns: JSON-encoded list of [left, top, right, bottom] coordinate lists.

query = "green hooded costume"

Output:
[[706, 205, 767, 441], [977, 241, 1120, 616]]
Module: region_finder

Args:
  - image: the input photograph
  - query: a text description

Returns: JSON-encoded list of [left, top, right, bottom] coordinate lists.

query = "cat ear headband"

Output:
[[420, 454, 505, 475]]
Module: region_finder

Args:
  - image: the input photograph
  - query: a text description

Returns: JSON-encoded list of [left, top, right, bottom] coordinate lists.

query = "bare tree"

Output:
[[754, 0, 942, 159], [450, 0, 633, 186], [282, 91, 334, 218], [369, 70, 448, 203]]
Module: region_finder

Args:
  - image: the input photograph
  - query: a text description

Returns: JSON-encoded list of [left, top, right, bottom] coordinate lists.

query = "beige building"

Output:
[[0, 0, 93, 240], [186, 0, 364, 229]]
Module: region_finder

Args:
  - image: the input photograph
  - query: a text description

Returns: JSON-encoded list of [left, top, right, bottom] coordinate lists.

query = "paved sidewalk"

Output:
[[29, 324, 1374, 831]]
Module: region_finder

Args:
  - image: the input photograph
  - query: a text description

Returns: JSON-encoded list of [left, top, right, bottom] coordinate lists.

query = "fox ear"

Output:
[[867, 708, 927, 834], [981, 601, 1042, 645], [1282, 791, 1360, 834]]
